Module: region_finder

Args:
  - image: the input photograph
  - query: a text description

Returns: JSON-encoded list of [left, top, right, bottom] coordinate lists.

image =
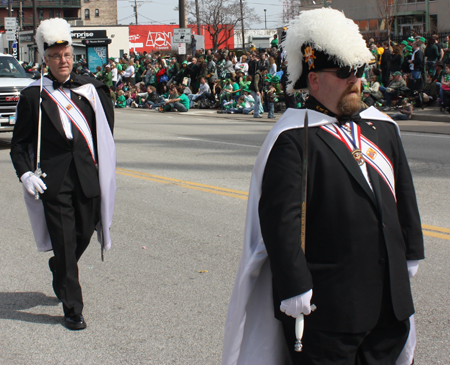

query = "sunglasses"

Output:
[[318, 65, 366, 79]]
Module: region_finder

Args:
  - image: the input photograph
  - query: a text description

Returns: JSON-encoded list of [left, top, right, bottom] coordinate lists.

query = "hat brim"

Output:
[[44, 40, 70, 50]]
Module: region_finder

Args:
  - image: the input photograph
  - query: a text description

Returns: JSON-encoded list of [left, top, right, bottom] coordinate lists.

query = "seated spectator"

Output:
[[366, 74, 383, 100], [390, 99, 413, 120], [379, 71, 407, 110], [144, 85, 165, 109], [188, 77, 213, 107], [423, 73, 439, 105], [125, 88, 136, 107], [227, 96, 246, 113], [362, 90, 376, 107], [440, 64, 450, 112], [160, 85, 189, 112], [116, 90, 126, 108], [242, 90, 255, 114]]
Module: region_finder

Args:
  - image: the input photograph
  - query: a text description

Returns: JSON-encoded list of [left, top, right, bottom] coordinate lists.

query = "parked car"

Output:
[[0, 54, 34, 133]]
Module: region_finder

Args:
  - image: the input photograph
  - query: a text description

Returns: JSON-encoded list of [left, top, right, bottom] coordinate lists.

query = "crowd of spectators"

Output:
[[363, 33, 450, 113], [69, 37, 290, 117]]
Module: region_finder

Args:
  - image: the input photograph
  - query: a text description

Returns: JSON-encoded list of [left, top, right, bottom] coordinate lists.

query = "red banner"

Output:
[[128, 25, 235, 54]]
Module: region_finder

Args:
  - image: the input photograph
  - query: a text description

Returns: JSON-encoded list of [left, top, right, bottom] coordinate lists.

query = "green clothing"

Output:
[[117, 95, 126, 108], [179, 93, 190, 110], [116, 64, 123, 71], [102, 71, 113, 88], [239, 80, 251, 94], [271, 38, 278, 48], [232, 82, 240, 94]]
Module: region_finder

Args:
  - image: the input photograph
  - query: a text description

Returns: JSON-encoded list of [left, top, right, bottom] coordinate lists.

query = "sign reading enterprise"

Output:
[[71, 30, 107, 39]]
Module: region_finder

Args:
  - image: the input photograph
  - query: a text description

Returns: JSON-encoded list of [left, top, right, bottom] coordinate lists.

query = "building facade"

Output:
[[331, 0, 450, 37], [80, 0, 117, 26], [0, 0, 117, 30]]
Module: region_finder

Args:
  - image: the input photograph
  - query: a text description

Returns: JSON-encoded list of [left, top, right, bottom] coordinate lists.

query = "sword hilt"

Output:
[[33, 168, 47, 200]]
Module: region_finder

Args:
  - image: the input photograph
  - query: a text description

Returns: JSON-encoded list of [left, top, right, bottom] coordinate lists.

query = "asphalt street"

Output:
[[0, 108, 449, 364]]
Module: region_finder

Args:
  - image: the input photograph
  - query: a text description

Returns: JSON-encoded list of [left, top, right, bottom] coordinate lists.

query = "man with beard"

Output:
[[223, 8, 424, 365]]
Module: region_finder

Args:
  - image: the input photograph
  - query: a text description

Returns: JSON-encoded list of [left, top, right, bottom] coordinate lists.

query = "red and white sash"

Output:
[[321, 122, 396, 201], [43, 85, 97, 165]]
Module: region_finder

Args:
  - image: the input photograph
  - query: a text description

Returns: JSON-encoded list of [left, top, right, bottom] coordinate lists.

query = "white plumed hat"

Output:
[[283, 8, 373, 93], [35, 18, 72, 59]]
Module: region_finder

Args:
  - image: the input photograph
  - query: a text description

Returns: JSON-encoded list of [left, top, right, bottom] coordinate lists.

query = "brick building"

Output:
[[80, 0, 117, 26], [331, 0, 450, 37], [0, 0, 117, 30]]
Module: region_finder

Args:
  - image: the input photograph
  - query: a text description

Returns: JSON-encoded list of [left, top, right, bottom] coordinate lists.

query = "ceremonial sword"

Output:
[[294, 110, 317, 352], [34, 63, 47, 200]]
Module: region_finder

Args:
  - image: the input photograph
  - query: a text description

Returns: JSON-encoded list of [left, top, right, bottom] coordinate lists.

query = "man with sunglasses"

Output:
[[10, 18, 115, 330], [223, 8, 424, 365]]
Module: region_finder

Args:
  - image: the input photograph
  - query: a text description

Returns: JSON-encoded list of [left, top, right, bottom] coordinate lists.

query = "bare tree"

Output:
[[373, 0, 396, 45], [179, 0, 260, 50]]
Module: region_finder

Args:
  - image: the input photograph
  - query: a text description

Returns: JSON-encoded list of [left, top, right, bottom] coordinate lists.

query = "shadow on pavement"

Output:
[[0, 291, 62, 325]]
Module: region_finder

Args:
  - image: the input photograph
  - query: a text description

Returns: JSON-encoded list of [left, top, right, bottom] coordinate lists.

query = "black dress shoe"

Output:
[[64, 314, 87, 330]]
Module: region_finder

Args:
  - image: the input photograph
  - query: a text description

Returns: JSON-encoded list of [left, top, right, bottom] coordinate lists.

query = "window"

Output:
[[49, 9, 54, 18], [85, 9, 90, 20], [95, 9, 99, 17], [38, 9, 44, 19], [359, 20, 369, 32], [369, 19, 378, 31], [56, 10, 61, 17]]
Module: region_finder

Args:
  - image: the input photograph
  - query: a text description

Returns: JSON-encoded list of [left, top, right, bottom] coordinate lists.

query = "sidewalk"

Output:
[[383, 105, 450, 123], [124, 105, 449, 123]]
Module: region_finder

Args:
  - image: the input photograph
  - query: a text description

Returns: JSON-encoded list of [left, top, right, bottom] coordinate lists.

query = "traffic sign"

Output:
[[4, 17, 17, 30], [173, 28, 191, 43], [5, 30, 16, 41]]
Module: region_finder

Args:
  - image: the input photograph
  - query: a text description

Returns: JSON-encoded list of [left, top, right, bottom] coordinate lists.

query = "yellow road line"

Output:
[[422, 224, 450, 235], [422, 230, 450, 241], [116, 167, 450, 240], [116, 167, 249, 200]]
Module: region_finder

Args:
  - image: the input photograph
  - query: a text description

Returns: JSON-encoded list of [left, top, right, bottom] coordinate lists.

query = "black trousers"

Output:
[[42, 163, 100, 317], [281, 281, 410, 365]]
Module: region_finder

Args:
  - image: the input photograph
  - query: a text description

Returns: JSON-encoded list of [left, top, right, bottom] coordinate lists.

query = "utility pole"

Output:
[[134, 0, 138, 25], [264, 9, 266, 30], [195, 0, 201, 35], [425, 0, 430, 33], [33, 0, 39, 63], [240, 0, 245, 50], [179, 0, 186, 61]]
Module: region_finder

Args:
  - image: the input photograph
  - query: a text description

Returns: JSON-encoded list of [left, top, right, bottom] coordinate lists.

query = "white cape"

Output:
[[22, 78, 116, 252], [222, 107, 415, 365]]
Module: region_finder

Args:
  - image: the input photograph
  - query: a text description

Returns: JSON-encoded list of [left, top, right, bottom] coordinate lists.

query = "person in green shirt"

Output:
[[102, 65, 113, 88], [271, 34, 279, 49], [116, 89, 126, 108], [230, 79, 241, 100], [161, 84, 189, 112]]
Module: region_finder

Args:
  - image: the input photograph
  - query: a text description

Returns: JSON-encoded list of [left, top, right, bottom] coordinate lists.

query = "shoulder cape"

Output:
[[22, 76, 116, 254], [221, 107, 414, 365]]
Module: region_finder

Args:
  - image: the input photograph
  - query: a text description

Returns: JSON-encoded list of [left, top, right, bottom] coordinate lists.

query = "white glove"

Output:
[[280, 289, 313, 318], [20, 171, 47, 196], [407, 260, 419, 278]]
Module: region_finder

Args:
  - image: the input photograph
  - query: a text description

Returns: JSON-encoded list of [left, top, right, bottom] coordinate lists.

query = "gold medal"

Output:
[[352, 149, 365, 166]]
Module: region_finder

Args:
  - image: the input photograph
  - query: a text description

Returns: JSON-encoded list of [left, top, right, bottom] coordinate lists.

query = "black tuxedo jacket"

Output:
[[10, 73, 114, 201], [259, 118, 425, 333]]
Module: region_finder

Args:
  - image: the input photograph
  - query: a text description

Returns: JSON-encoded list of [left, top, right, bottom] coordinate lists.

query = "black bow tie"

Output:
[[53, 79, 73, 89], [47, 73, 75, 89], [337, 112, 362, 126]]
